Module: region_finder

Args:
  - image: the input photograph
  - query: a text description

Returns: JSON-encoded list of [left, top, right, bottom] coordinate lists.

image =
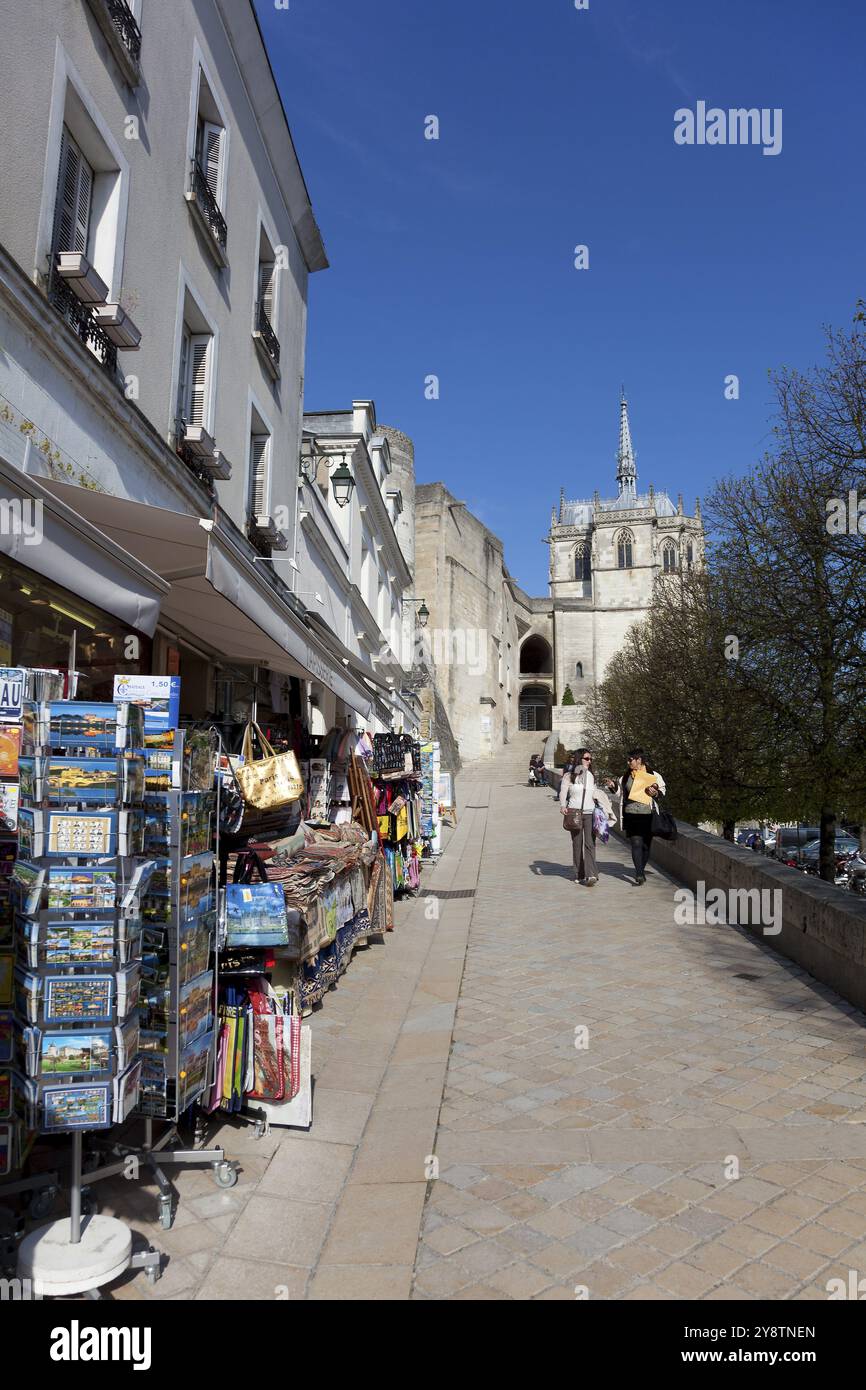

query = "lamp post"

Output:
[[402, 597, 429, 628], [299, 431, 355, 508]]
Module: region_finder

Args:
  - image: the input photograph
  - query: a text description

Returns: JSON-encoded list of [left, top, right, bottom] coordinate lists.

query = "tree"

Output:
[[707, 315, 866, 877], [561, 684, 576, 706], [585, 566, 783, 839]]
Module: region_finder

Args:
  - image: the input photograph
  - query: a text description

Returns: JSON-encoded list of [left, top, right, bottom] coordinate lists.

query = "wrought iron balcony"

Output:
[[48, 269, 118, 378], [254, 300, 281, 369], [104, 0, 141, 62], [187, 159, 228, 260], [173, 416, 216, 492]]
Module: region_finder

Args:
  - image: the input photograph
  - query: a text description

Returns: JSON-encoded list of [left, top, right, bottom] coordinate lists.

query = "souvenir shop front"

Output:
[[0, 480, 441, 1291]]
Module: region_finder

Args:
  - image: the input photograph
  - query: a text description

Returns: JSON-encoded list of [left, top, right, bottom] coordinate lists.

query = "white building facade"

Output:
[[0, 0, 381, 734]]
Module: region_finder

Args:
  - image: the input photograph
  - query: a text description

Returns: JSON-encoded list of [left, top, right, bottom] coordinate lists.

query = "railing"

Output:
[[188, 159, 228, 252], [48, 270, 118, 378], [173, 415, 215, 492], [104, 0, 142, 63], [255, 300, 280, 367]]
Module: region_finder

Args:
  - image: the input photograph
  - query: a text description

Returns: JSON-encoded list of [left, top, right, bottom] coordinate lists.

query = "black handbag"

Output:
[[651, 801, 678, 841]]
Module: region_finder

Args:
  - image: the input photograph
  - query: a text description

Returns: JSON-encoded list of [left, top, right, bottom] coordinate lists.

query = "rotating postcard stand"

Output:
[[72, 727, 237, 1233], [13, 699, 160, 1292]]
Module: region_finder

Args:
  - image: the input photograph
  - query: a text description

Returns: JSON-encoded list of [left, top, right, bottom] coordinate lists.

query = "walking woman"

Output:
[[559, 747, 611, 886], [608, 748, 666, 886]]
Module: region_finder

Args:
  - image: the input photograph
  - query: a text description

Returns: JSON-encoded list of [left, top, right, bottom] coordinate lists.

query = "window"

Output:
[[616, 530, 634, 569], [574, 544, 591, 582], [53, 127, 93, 259], [253, 225, 280, 375], [186, 62, 228, 260], [662, 542, 678, 573], [686, 541, 694, 567], [250, 432, 271, 517], [575, 661, 583, 679], [177, 325, 211, 431]]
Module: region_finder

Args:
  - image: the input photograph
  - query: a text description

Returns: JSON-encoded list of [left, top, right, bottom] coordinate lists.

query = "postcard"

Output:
[[41, 1082, 111, 1131], [178, 971, 213, 1049], [44, 756, 123, 805], [33, 921, 116, 968], [177, 1029, 214, 1112], [113, 1059, 142, 1123], [115, 1016, 140, 1071], [0, 782, 18, 833], [179, 917, 212, 985], [40, 1028, 112, 1076], [179, 852, 214, 920], [47, 866, 116, 912], [43, 973, 114, 1025], [46, 810, 117, 858], [0, 723, 21, 777], [0, 668, 24, 722], [17, 807, 40, 859], [115, 961, 141, 1019], [14, 966, 40, 1021], [0, 1012, 11, 1061], [0, 1068, 10, 1119]]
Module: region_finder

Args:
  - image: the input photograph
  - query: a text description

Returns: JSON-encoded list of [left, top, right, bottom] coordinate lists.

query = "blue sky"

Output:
[[256, 0, 865, 595]]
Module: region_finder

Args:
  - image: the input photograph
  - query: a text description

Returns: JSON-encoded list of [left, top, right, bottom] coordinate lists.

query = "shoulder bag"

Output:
[[563, 776, 587, 832], [651, 799, 678, 841], [235, 722, 304, 811]]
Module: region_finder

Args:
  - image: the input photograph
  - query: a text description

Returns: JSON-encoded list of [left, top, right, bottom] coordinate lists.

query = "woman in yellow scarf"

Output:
[[607, 748, 666, 886]]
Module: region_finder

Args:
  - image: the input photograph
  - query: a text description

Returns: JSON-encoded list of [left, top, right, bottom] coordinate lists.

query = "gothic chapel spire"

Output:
[[616, 389, 637, 503]]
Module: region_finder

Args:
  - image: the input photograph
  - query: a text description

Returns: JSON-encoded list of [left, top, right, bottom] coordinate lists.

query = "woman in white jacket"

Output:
[[559, 748, 612, 886]]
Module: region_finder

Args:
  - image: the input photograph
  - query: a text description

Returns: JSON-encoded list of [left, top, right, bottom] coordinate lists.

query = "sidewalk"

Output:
[[105, 748, 866, 1300]]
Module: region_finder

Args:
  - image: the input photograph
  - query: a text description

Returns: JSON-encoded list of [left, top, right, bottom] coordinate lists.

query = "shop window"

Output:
[[0, 552, 149, 700]]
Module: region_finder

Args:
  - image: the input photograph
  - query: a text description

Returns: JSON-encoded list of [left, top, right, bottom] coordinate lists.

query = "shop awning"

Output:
[[0, 456, 168, 636], [37, 483, 374, 720]]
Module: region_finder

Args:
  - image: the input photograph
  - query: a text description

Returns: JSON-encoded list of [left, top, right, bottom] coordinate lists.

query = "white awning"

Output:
[[0, 455, 168, 636], [37, 482, 374, 720]]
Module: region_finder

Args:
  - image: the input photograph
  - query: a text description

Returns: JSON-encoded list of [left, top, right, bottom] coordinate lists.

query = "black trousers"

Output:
[[623, 812, 653, 875]]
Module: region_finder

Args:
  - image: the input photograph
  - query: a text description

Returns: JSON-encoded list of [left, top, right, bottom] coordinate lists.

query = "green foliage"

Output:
[[561, 685, 576, 706]]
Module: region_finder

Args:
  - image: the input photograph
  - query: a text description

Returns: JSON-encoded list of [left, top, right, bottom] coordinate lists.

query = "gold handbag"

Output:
[[235, 722, 305, 811]]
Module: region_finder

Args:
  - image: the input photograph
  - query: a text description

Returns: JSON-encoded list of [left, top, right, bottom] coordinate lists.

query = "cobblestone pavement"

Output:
[[412, 746, 866, 1301], [93, 742, 866, 1299]]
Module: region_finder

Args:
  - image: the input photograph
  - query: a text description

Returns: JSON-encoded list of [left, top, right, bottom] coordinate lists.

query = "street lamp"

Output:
[[402, 597, 429, 628], [299, 432, 355, 508]]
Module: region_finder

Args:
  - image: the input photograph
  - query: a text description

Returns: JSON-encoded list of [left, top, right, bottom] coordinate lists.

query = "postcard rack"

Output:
[[76, 727, 237, 1230]]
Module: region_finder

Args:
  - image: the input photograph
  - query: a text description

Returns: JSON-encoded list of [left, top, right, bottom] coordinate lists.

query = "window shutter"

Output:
[[258, 260, 276, 322], [251, 434, 270, 516], [187, 335, 210, 426], [200, 121, 223, 202], [177, 328, 190, 424], [53, 127, 93, 257]]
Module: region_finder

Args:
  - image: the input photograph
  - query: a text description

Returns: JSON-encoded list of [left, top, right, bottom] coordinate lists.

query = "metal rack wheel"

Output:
[[158, 1197, 173, 1230], [212, 1161, 238, 1189]]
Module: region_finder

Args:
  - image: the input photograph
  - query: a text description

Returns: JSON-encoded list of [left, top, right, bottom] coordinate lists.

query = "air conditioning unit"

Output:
[[55, 252, 109, 305], [201, 449, 232, 481], [91, 303, 142, 349], [181, 423, 216, 459], [252, 515, 289, 549]]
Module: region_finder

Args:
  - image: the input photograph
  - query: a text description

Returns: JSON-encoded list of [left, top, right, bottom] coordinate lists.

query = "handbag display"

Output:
[[651, 800, 678, 841], [235, 722, 304, 811], [225, 882, 290, 948]]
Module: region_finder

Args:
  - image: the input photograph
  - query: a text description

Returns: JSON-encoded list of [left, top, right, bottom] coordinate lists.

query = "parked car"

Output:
[[774, 826, 821, 865], [800, 833, 860, 871]]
